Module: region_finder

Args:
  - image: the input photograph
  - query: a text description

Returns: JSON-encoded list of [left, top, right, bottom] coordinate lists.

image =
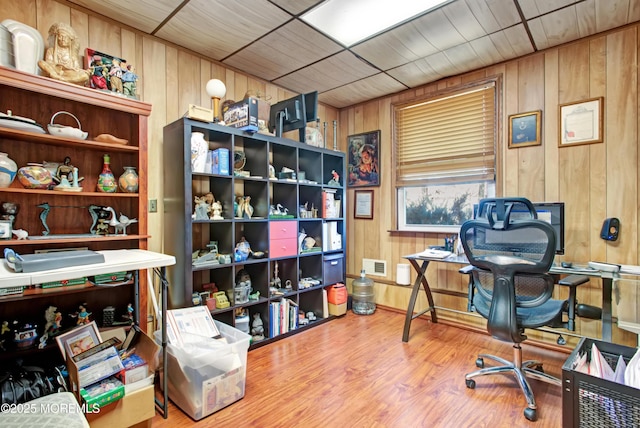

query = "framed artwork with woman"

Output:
[[347, 130, 380, 187]]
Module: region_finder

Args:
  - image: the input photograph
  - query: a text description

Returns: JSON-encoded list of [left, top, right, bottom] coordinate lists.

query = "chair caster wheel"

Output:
[[557, 335, 566, 345], [475, 358, 484, 368], [466, 379, 476, 389], [524, 408, 537, 421]]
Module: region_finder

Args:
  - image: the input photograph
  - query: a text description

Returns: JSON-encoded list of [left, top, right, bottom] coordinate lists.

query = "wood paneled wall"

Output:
[[0, 0, 339, 256], [339, 24, 640, 347], [3, 1, 639, 346]]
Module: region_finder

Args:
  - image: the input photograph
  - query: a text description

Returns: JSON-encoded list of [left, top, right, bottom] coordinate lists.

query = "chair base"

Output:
[[465, 344, 561, 422]]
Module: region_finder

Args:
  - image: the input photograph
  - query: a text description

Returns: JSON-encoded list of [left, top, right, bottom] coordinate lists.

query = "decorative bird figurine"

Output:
[[117, 213, 138, 235], [104, 206, 137, 235]]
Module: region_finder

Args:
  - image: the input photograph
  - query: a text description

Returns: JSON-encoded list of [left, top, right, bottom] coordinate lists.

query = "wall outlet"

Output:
[[149, 199, 157, 213]]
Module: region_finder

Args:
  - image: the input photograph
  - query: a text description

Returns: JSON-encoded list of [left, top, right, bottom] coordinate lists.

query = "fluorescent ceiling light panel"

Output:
[[301, 0, 450, 47]]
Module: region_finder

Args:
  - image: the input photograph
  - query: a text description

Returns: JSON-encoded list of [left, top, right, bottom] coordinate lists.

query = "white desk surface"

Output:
[[0, 249, 175, 288]]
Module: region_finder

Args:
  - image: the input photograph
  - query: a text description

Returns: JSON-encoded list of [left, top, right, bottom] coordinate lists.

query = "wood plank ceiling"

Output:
[[67, 0, 640, 108]]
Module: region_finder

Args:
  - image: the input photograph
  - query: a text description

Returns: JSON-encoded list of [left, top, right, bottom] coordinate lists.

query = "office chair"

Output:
[[460, 197, 562, 422]]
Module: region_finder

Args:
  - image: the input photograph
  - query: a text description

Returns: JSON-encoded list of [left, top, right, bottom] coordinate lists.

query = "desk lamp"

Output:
[[206, 79, 226, 122]]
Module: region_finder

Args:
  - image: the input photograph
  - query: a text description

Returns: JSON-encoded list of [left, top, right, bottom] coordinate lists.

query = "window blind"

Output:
[[394, 83, 496, 187]]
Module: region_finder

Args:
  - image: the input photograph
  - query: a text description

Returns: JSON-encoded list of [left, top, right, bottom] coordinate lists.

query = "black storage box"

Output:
[[323, 254, 344, 286], [562, 337, 640, 427]]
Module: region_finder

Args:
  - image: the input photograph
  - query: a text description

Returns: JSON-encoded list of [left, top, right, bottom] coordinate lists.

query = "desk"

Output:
[[402, 253, 623, 343], [402, 253, 468, 342], [0, 249, 176, 419]]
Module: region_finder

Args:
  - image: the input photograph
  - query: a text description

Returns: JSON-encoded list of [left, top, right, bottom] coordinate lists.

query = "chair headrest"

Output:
[[476, 198, 537, 230]]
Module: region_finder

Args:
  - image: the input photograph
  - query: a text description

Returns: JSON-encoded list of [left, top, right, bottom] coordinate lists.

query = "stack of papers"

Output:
[[417, 248, 453, 259]]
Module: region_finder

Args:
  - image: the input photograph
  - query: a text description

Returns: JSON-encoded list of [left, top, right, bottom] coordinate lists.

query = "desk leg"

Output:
[[402, 259, 438, 342], [153, 266, 169, 419], [602, 276, 613, 342]]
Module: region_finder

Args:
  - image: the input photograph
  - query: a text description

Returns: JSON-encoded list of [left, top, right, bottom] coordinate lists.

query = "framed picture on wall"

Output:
[[347, 130, 380, 187], [354, 190, 374, 219], [508, 110, 541, 148], [559, 97, 603, 147]]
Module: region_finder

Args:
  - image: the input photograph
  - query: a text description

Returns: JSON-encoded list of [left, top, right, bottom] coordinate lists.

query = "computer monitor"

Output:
[[303, 91, 318, 123], [473, 201, 565, 255], [269, 93, 306, 140]]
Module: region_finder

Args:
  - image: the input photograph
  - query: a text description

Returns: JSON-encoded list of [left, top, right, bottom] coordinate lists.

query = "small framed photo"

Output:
[[354, 190, 374, 220], [348, 130, 380, 187], [559, 97, 604, 147], [0, 219, 11, 239], [508, 110, 541, 148], [56, 321, 101, 361]]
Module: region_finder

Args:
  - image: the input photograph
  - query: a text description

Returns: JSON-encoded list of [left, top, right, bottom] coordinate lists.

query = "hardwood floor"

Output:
[[151, 309, 568, 427]]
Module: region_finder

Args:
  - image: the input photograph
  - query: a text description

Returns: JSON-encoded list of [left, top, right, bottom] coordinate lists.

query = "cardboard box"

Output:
[[211, 148, 230, 175], [67, 328, 160, 402], [328, 302, 347, 316], [223, 97, 259, 132], [86, 384, 155, 428]]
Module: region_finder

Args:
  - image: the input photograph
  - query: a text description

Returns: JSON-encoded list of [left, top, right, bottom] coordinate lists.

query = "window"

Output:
[[394, 79, 498, 232]]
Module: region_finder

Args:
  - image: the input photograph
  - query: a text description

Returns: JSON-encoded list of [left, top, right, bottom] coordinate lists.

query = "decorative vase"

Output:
[[0, 152, 17, 188], [191, 132, 208, 173], [118, 166, 139, 193], [17, 163, 52, 189], [97, 154, 117, 193]]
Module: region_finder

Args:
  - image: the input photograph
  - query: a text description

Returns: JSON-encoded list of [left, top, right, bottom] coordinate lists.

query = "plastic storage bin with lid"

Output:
[[155, 319, 250, 420]]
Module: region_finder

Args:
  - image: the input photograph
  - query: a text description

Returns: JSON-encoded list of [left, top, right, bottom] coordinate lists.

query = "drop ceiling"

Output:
[[68, 0, 640, 108]]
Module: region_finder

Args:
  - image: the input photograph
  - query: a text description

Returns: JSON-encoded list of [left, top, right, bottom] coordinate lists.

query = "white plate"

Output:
[[0, 117, 45, 133], [1, 19, 43, 75], [0, 111, 36, 123]]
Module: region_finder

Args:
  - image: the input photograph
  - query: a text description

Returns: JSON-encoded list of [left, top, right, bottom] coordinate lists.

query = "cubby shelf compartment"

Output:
[[163, 118, 346, 346]]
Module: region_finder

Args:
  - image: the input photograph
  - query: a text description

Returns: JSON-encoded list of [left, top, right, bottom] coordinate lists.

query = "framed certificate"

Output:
[[354, 190, 374, 220], [559, 97, 603, 147]]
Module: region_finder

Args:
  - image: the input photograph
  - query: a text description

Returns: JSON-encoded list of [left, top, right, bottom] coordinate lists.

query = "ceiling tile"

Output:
[[319, 74, 408, 109], [464, 0, 502, 33], [410, 8, 466, 50], [387, 59, 446, 88], [351, 17, 445, 71], [67, 0, 182, 33], [529, 8, 581, 50], [485, 26, 533, 59], [484, 0, 521, 27], [155, 0, 292, 60], [223, 20, 343, 81], [270, 0, 323, 15], [273, 51, 379, 94], [517, 0, 576, 19], [442, 0, 489, 41]]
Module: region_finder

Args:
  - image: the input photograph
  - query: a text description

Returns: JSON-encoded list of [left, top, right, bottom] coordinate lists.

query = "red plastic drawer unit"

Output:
[[269, 221, 297, 258]]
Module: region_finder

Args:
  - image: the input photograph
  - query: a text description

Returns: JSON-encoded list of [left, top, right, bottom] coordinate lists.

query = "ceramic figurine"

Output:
[[104, 206, 137, 235], [38, 23, 90, 85], [71, 304, 91, 325], [328, 169, 340, 186], [44, 305, 62, 335], [251, 313, 265, 341], [194, 195, 210, 220]]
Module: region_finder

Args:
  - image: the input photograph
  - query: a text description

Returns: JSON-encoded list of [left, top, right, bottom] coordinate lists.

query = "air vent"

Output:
[[362, 258, 387, 277]]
